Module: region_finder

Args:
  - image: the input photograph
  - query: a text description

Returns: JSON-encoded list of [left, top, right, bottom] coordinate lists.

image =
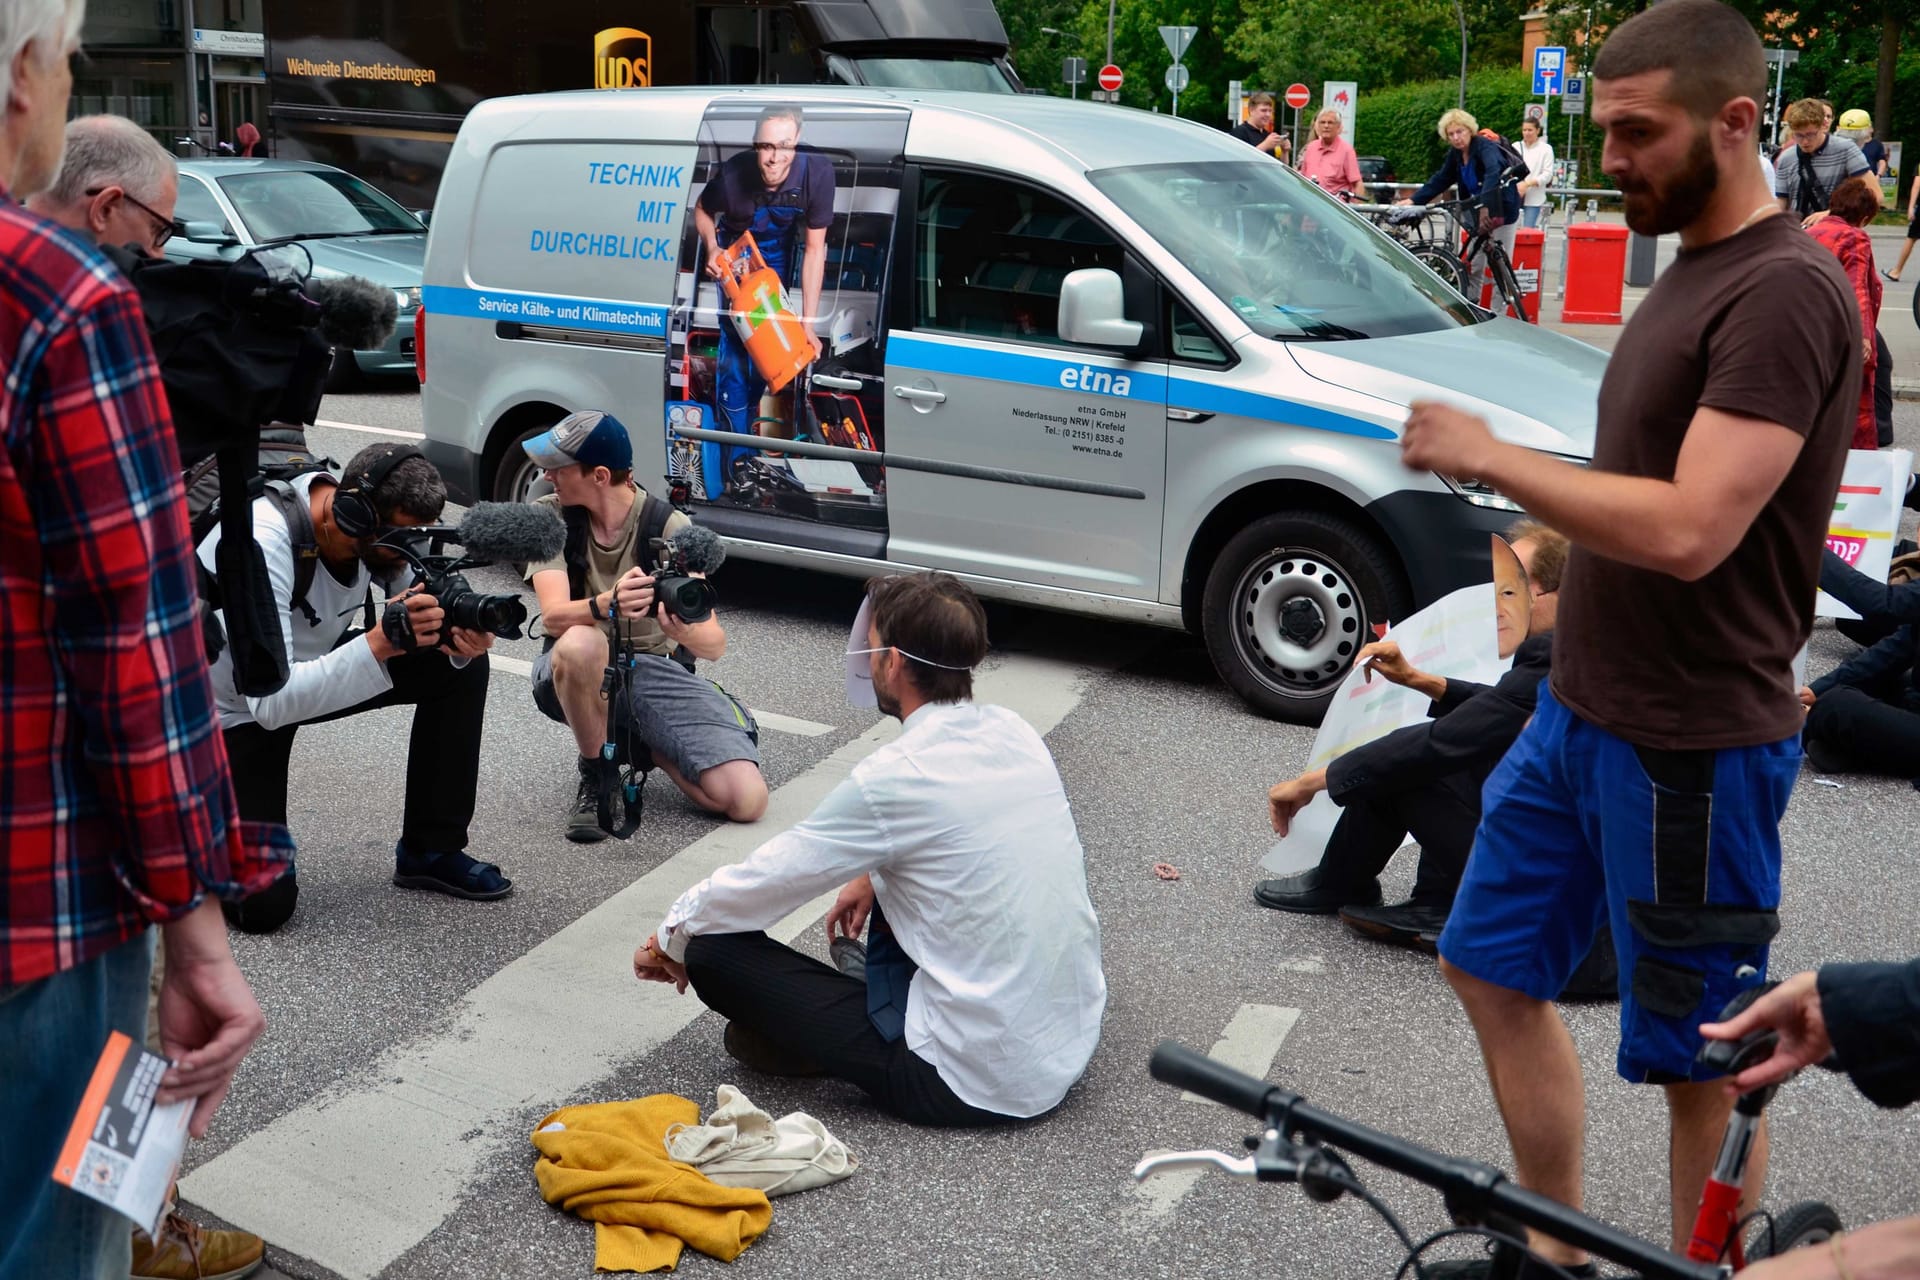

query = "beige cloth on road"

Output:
[[663, 1085, 856, 1198]]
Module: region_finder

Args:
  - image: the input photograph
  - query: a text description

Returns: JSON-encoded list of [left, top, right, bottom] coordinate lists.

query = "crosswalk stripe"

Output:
[[178, 648, 1127, 1280]]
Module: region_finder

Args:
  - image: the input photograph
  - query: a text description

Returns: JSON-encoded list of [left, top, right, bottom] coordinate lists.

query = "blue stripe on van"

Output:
[[422, 285, 669, 339], [886, 332, 1397, 441]]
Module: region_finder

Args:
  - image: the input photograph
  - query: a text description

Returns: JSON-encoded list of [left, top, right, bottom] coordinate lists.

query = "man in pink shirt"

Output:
[[1298, 108, 1362, 199]]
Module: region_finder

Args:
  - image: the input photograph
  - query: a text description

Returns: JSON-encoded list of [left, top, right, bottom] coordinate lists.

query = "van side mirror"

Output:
[[412, 208, 433, 228], [1058, 268, 1144, 349]]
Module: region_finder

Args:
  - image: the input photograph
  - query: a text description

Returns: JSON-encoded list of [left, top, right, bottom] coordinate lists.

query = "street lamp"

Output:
[[1040, 26, 1078, 99], [1453, 0, 1468, 109]]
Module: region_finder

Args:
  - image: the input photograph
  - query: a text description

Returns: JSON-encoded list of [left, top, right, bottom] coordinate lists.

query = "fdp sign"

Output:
[[594, 27, 651, 89]]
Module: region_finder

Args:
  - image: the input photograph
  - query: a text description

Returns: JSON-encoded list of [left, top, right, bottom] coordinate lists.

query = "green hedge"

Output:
[[1353, 66, 1610, 193]]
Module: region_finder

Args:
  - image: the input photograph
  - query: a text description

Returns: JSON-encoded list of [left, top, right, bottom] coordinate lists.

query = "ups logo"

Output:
[[594, 27, 650, 89]]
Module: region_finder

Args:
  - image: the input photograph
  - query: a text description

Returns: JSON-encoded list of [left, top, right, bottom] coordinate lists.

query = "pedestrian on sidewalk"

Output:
[[1806, 176, 1885, 448], [1885, 170, 1920, 282], [1775, 97, 1870, 218], [1517, 117, 1556, 228], [1297, 108, 1362, 199]]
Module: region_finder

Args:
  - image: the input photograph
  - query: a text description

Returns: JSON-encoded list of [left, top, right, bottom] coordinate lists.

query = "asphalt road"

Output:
[[190, 383, 1920, 1280]]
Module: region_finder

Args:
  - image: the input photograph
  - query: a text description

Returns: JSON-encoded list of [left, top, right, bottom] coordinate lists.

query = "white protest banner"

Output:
[[1258, 580, 1507, 875], [1819, 448, 1913, 620]]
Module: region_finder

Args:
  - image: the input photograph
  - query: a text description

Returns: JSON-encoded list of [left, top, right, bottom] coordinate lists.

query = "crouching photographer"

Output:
[[201, 443, 518, 932], [524, 411, 768, 841]]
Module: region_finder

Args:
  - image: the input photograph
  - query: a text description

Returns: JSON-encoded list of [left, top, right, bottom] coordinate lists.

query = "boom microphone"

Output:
[[437, 501, 568, 563], [304, 274, 400, 352], [664, 524, 726, 574]]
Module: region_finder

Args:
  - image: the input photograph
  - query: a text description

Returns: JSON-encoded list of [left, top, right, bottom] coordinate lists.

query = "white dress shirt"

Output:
[[657, 700, 1107, 1118]]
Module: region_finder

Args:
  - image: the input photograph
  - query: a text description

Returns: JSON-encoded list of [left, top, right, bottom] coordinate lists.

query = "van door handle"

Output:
[[893, 386, 947, 405], [1167, 407, 1214, 422], [814, 374, 863, 391]]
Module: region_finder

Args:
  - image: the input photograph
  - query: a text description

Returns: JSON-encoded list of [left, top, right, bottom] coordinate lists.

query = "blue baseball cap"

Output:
[[521, 410, 633, 472]]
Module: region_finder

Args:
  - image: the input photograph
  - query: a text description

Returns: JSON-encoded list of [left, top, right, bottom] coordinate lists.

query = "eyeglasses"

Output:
[[752, 141, 798, 156], [85, 186, 184, 249]]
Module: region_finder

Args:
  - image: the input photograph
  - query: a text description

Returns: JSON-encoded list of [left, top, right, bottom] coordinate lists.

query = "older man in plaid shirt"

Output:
[[0, 3, 293, 1276]]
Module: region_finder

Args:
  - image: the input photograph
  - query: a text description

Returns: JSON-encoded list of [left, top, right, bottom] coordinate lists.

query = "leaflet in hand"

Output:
[[51, 1030, 191, 1235]]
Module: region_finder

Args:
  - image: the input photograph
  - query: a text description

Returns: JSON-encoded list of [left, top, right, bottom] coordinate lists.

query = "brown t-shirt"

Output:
[[525, 490, 692, 656], [1551, 214, 1859, 749]]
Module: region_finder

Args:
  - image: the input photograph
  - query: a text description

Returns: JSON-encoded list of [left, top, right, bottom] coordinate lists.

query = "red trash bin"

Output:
[[1563, 223, 1629, 324], [1480, 227, 1545, 321]]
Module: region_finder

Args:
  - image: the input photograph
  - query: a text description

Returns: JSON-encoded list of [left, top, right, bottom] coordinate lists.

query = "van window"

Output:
[[1169, 297, 1229, 365], [1090, 160, 1480, 341], [835, 56, 1017, 93], [914, 171, 1124, 346]]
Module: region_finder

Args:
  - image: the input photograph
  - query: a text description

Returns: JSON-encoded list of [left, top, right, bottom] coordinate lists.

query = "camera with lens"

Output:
[[417, 565, 529, 642], [648, 536, 720, 625]]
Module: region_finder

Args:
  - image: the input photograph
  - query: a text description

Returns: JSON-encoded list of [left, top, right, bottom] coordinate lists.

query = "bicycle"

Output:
[[1383, 171, 1534, 323], [1137, 983, 1843, 1280]]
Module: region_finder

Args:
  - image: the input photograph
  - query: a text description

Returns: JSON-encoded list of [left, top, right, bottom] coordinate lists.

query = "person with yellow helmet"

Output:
[[1838, 108, 1888, 179]]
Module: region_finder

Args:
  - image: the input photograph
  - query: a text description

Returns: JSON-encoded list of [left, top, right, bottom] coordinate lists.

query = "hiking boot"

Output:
[[1338, 900, 1452, 954], [1253, 867, 1381, 915], [569, 757, 607, 843], [723, 1022, 826, 1077], [131, 1211, 266, 1280]]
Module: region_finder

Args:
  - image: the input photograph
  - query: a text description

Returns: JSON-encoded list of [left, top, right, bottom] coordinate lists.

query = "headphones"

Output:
[[330, 444, 424, 539]]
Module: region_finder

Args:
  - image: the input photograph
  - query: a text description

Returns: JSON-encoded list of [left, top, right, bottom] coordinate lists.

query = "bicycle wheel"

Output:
[[1489, 249, 1532, 322], [1746, 1201, 1844, 1260], [1413, 248, 1469, 298]]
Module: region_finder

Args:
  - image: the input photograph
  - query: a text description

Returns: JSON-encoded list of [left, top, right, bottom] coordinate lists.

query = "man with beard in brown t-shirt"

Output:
[[1397, 1, 1858, 1274]]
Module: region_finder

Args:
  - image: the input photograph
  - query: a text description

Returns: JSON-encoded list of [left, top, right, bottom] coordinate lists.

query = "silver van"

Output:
[[418, 86, 1603, 721]]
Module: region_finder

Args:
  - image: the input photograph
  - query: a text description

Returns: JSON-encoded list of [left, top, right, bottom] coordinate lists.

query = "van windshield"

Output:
[[1088, 160, 1480, 341], [834, 55, 1018, 93]]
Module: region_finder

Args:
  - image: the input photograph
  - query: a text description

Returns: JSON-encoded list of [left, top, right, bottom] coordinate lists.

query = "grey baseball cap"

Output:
[[521, 410, 634, 471]]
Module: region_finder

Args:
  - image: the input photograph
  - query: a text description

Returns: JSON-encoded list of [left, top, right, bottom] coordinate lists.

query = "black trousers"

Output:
[[1316, 774, 1480, 905], [682, 931, 1010, 1128], [1875, 328, 1893, 449], [1805, 684, 1920, 777], [225, 648, 488, 853]]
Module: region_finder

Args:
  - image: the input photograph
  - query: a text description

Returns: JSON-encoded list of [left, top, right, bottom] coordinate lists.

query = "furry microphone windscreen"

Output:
[[454, 502, 568, 563], [669, 524, 727, 574], [305, 275, 399, 352]]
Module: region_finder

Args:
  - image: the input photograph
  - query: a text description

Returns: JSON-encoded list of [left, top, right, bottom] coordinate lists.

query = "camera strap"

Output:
[[596, 616, 648, 840]]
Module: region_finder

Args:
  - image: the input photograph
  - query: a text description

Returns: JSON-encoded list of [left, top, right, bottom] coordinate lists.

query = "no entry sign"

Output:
[[1098, 64, 1123, 93], [1284, 82, 1311, 110]]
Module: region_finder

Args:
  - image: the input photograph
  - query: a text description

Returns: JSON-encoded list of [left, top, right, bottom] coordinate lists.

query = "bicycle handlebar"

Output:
[[1149, 1041, 1730, 1280]]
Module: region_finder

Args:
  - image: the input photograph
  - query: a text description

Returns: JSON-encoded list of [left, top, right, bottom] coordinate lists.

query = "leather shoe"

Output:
[[1253, 867, 1382, 914], [131, 1211, 265, 1280], [723, 1022, 826, 1077], [1338, 899, 1451, 953]]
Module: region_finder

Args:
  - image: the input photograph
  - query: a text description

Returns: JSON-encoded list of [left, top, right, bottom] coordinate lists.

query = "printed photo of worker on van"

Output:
[[667, 103, 907, 527]]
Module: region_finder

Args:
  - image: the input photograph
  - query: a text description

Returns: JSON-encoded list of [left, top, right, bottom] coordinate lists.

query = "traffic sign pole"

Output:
[[1284, 83, 1310, 164]]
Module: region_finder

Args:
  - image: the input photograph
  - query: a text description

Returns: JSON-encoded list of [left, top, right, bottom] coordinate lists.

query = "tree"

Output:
[[1001, 0, 1089, 95], [1069, 0, 1253, 121]]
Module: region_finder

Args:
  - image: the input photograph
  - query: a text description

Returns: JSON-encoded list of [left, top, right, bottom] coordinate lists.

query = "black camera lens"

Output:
[[656, 574, 717, 625], [429, 570, 528, 640]]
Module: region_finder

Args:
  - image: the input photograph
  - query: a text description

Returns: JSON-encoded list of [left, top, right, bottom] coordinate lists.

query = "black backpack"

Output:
[[1478, 129, 1529, 181], [182, 427, 339, 654]]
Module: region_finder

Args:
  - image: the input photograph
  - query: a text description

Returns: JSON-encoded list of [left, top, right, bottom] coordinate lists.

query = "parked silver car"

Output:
[[167, 158, 425, 384]]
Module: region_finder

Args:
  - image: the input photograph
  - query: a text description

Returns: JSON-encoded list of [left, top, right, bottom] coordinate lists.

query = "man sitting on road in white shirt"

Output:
[[633, 572, 1107, 1125]]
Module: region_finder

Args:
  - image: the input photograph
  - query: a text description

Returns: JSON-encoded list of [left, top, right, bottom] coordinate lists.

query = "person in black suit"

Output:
[[1257, 522, 1566, 952]]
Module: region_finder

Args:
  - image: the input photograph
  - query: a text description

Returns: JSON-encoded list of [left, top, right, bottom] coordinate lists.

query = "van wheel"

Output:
[[492, 424, 559, 505], [1202, 512, 1412, 723]]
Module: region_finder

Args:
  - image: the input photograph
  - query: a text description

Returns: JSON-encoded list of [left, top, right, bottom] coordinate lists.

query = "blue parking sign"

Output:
[[1533, 45, 1566, 96]]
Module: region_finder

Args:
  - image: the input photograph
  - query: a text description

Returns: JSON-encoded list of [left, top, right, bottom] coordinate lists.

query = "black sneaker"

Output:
[[1338, 899, 1451, 954], [1802, 733, 1849, 776], [1254, 867, 1382, 914], [569, 757, 607, 844]]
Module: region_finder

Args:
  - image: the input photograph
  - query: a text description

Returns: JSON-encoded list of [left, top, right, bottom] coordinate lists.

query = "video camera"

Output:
[[371, 501, 567, 645], [647, 526, 725, 624]]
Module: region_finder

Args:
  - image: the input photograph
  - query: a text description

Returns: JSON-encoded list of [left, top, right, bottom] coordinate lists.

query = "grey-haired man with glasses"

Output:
[[27, 114, 182, 256]]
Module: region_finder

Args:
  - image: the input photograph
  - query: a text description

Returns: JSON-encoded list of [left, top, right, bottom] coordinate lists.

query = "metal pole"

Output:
[[1454, 0, 1468, 109], [1106, 0, 1116, 72]]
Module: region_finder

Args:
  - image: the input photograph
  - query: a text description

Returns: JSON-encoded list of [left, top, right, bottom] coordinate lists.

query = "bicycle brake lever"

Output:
[[1132, 1150, 1257, 1182]]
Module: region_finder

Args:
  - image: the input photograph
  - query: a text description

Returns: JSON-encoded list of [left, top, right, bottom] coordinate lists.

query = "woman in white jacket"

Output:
[[1516, 117, 1556, 228]]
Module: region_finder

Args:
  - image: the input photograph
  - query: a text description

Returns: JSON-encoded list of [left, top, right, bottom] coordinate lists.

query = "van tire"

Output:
[[492, 423, 559, 505], [1202, 512, 1411, 724]]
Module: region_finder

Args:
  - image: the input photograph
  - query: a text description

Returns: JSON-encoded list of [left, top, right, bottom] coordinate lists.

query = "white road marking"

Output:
[[314, 417, 425, 439], [1180, 1004, 1302, 1107], [179, 648, 1129, 1280], [1272, 955, 1327, 974], [484, 652, 833, 737]]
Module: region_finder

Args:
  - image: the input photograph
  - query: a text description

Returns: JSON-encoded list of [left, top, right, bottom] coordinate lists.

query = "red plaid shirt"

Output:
[[0, 195, 291, 988]]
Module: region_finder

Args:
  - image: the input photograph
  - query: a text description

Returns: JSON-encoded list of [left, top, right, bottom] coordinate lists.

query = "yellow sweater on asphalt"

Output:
[[532, 1095, 773, 1273]]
